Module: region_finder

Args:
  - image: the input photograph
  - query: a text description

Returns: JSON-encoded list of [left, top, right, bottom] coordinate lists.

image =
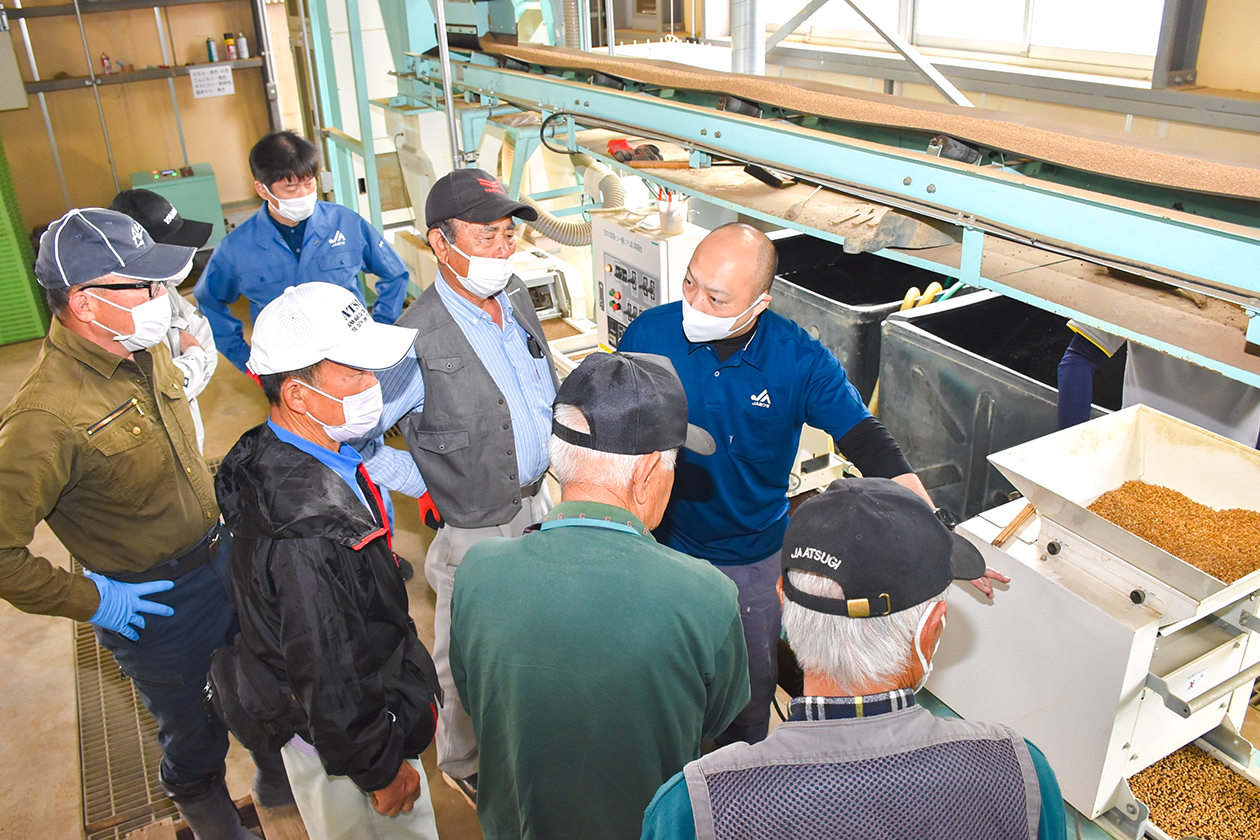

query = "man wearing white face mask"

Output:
[[642, 478, 1065, 840], [353, 168, 558, 801], [0, 208, 277, 839], [619, 223, 1007, 748], [195, 130, 411, 374], [215, 282, 442, 840]]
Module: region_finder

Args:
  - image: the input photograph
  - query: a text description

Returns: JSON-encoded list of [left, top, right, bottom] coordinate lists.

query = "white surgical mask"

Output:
[[912, 607, 946, 692], [87, 291, 172, 352], [682, 292, 769, 343], [264, 185, 317, 223], [443, 235, 514, 298], [298, 380, 383, 443]]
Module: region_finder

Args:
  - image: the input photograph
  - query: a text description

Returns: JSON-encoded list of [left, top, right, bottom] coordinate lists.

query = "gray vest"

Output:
[[396, 278, 559, 528], [684, 705, 1040, 840]]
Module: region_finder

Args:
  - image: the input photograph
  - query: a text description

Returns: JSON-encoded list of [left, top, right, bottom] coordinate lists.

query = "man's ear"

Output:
[[253, 180, 273, 204], [919, 600, 948, 660], [428, 226, 457, 264], [776, 576, 785, 609], [280, 377, 309, 415], [65, 287, 97, 325], [631, 450, 662, 505]]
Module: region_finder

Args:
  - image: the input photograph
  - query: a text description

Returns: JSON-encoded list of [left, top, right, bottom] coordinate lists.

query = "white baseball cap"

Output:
[[247, 283, 417, 376]]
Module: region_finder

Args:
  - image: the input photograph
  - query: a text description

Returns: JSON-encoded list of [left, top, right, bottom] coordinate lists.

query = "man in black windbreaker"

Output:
[[215, 282, 442, 839]]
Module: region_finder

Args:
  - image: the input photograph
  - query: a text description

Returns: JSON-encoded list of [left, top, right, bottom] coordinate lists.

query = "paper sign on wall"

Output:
[[189, 65, 234, 99]]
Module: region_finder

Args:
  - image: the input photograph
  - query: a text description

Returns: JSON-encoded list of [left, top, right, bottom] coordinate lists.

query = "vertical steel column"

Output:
[[13, 0, 71, 209], [251, 0, 282, 128], [71, 0, 120, 191], [578, 0, 592, 50], [605, 0, 615, 56], [304, 0, 356, 202], [343, 0, 381, 228], [731, 0, 764, 74], [154, 7, 189, 166]]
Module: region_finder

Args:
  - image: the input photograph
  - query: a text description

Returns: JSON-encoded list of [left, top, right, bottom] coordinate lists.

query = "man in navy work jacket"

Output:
[[618, 222, 1007, 747], [194, 130, 410, 373], [641, 478, 1065, 840]]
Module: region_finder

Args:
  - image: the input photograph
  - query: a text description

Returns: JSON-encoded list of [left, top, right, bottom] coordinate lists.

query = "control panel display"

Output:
[[598, 254, 661, 348]]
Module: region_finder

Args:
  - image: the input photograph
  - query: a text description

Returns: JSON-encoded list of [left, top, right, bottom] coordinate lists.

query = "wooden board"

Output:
[[483, 41, 1260, 202]]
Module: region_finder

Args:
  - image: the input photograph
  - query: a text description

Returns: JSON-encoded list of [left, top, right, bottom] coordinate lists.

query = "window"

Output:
[[765, 0, 1169, 77]]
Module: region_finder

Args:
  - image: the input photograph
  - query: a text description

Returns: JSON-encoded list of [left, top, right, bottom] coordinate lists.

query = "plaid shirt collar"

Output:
[[788, 690, 917, 721]]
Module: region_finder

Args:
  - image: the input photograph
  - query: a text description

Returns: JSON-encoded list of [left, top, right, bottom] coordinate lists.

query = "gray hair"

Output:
[[781, 570, 946, 689], [549, 404, 677, 492]]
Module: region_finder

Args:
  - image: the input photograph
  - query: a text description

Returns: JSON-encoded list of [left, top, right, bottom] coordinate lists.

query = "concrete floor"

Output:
[[0, 293, 481, 839]]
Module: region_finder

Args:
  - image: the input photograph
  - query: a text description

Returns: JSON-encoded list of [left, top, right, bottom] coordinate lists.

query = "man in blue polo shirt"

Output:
[[194, 130, 410, 373], [618, 222, 1006, 746]]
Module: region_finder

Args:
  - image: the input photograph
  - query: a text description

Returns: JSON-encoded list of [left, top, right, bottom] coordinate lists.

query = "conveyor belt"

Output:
[[482, 41, 1260, 203]]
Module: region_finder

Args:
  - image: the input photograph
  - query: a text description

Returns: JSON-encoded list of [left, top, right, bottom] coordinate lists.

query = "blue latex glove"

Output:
[[86, 571, 175, 641]]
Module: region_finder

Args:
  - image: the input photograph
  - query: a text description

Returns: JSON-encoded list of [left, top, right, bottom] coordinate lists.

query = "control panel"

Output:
[[594, 215, 707, 350]]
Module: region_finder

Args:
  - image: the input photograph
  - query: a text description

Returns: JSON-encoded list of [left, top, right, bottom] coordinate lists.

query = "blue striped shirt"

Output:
[[357, 277, 556, 497]]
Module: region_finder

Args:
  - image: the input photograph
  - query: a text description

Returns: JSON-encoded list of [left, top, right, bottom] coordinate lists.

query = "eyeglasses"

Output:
[[81, 281, 165, 299]]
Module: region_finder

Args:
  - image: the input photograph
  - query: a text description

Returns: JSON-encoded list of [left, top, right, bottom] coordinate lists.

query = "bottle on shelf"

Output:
[[236, 32, 249, 59], [224, 32, 237, 61], [205, 36, 219, 62], [100, 51, 111, 74]]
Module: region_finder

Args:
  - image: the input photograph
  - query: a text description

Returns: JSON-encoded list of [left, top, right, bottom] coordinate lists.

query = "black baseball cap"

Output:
[[553, 352, 715, 456], [111, 189, 213, 248], [424, 168, 539, 230], [781, 478, 986, 618], [34, 208, 195, 290]]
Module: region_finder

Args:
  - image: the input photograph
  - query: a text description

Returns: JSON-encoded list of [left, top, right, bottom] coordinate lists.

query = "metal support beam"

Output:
[[345, 0, 382, 229], [731, 0, 765, 74], [433, 0, 467, 168], [839, 0, 972, 107], [1152, 0, 1206, 89], [765, 0, 830, 53]]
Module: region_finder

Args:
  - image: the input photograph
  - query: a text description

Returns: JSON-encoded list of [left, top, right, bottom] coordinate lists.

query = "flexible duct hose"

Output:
[[500, 143, 625, 247], [563, 0, 582, 48]]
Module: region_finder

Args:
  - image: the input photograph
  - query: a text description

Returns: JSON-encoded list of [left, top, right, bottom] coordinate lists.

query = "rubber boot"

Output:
[[249, 747, 294, 809], [163, 772, 259, 840]]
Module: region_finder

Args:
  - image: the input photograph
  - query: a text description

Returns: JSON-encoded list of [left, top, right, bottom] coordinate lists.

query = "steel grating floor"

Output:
[[72, 560, 178, 840]]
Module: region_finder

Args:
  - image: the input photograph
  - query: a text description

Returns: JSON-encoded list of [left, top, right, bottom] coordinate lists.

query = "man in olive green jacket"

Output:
[[0, 208, 281, 839]]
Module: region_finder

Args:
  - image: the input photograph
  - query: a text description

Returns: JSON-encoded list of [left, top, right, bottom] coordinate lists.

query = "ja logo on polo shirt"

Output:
[[329, 230, 346, 247], [750, 389, 771, 408]]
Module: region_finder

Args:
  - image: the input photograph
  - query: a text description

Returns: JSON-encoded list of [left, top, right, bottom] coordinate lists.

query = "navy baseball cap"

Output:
[[781, 478, 986, 617], [553, 352, 715, 456], [35, 208, 195, 289], [424, 168, 539, 229], [111, 189, 213, 249]]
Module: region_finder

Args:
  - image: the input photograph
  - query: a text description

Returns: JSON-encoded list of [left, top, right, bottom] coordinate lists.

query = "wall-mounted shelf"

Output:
[[8, 0, 243, 20], [25, 58, 264, 93], [11, 0, 278, 205]]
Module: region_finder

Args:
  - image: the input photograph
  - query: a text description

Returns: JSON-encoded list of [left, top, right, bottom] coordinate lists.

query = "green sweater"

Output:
[[451, 500, 750, 840]]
